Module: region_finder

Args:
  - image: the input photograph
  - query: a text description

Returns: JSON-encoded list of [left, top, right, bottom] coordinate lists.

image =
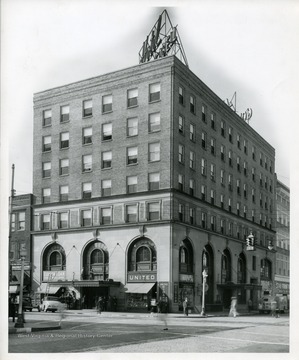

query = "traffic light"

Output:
[[246, 232, 255, 250]]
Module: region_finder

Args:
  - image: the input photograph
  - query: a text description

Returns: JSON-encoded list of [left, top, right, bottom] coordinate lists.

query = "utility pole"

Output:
[[8, 164, 15, 284]]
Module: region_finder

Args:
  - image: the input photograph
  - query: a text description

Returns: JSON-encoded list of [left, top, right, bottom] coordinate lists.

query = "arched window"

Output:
[[50, 251, 62, 267], [82, 241, 109, 281], [43, 244, 66, 272], [221, 249, 231, 283], [91, 249, 104, 264], [179, 239, 193, 273], [128, 237, 157, 272], [180, 247, 187, 264]]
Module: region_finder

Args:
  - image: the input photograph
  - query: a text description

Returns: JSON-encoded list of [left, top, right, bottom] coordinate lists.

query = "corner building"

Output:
[[32, 56, 276, 312]]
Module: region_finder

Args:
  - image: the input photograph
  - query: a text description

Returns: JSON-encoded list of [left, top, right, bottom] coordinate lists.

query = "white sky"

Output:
[[2, 0, 299, 195]]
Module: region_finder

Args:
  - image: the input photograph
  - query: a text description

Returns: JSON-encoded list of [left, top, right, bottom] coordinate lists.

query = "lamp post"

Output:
[[201, 251, 208, 317], [14, 244, 27, 328]]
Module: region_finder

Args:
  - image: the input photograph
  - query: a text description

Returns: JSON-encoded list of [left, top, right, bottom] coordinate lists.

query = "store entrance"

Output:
[[82, 287, 109, 309]]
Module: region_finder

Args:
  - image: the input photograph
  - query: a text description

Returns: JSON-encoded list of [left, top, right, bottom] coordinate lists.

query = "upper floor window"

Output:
[[211, 163, 216, 181], [221, 120, 226, 137], [190, 96, 195, 114], [201, 132, 206, 149], [101, 207, 112, 225], [60, 185, 69, 201], [43, 109, 52, 126], [127, 117, 138, 137], [252, 146, 256, 160], [82, 154, 92, 172], [42, 162, 51, 178], [127, 146, 138, 165], [82, 182, 92, 199], [149, 83, 160, 102], [42, 188, 51, 204], [102, 179, 111, 196], [60, 158, 69, 176], [127, 88, 138, 107], [179, 86, 184, 105], [149, 142, 160, 162], [201, 105, 206, 122], [178, 174, 184, 191], [102, 123, 112, 141], [42, 214, 50, 230], [221, 145, 225, 161], [228, 150, 232, 166], [42, 136, 51, 152], [228, 127, 233, 143], [201, 158, 207, 176], [178, 144, 184, 163], [83, 100, 92, 117], [149, 112, 160, 132], [127, 176, 137, 193], [189, 179, 195, 196], [201, 185, 206, 201], [243, 139, 248, 154], [102, 151, 112, 169], [126, 204, 138, 223], [237, 134, 241, 149], [59, 212, 69, 229], [60, 105, 69, 123], [211, 112, 216, 130], [190, 151, 195, 169], [83, 127, 92, 145], [178, 204, 184, 222], [148, 202, 160, 221], [190, 123, 195, 141], [211, 138, 215, 155], [102, 94, 112, 113], [260, 153, 263, 166], [179, 115, 184, 133], [81, 209, 92, 227], [60, 132, 69, 149], [149, 172, 160, 191]]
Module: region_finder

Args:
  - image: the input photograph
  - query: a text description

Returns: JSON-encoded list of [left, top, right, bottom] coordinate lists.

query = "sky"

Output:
[[2, 0, 299, 196]]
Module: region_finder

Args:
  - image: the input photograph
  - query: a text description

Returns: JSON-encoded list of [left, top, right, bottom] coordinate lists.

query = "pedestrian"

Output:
[[183, 297, 189, 316], [9, 297, 16, 323], [96, 297, 102, 314], [228, 297, 238, 317], [248, 298, 253, 312]]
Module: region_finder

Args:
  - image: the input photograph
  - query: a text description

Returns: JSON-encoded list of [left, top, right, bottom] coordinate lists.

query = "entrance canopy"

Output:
[[36, 283, 61, 294], [125, 283, 155, 294]]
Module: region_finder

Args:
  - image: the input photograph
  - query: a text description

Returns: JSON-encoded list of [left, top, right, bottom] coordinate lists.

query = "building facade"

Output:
[[31, 55, 276, 312], [274, 180, 290, 297]]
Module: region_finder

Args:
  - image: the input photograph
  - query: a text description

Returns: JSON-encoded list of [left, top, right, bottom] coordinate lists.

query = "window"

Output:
[[210, 189, 215, 205], [43, 136, 51, 152], [260, 173, 263, 186], [243, 139, 247, 154], [60, 105, 69, 122], [190, 96, 195, 114], [252, 188, 255, 203], [42, 162, 51, 178], [190, 151, 195, 169], [149, 83, 160, 102], [59, 212, 68, 229], [178, 174, 184, 191], [127, 117, 138, 137], [237, 156, 241, 172], [189, 208, 194, 224], [201, 212, 207, 228], [244, 161, 247, 176], [127, 88, 138, 107], [189, 179, 194, 196], [178, 144, 184, 163], [43, 109, 52, 126], [201, 132, 206, 149], [228, 198, 232, 212], [237, 179, 240, 195], [211, 215, 216, 231], [60, 132, 69, 149], [148, 202, 160, 220], [127, 175, 137, 193], [83, 127, 92, 144], [102, 94, 112, 113], [178, 204, 184, 221], [220, 194, 224, 208], [252, 167, 255, 181], [127, 146, 138, 165], [201, 185, 206, 201], [201, 158, 207, 176], [190, 123, 195, 141], [149, 112, 160, 132], [149, 173, 160, 191], [221, 145, 225, 161], [11, 214, 16, 232], [252, 146, 256, 160], [270, 160, 273, 173], [149, 142, 160, 162], [211, 163, 216, 181], [81, 209, 92, 227], [82, 182, 92, 199], [201, 105, 206, 122], [252, 210, 255, 222], [237, 134, 241, 149], [237, 202, 240, 216], [221, 120, 226, 137], [42, 214, 50, 230], [101, 208, 112, 225], [211, 138, 215, 155], [221, 169, 225, 185], [102, 179, 111, 196], [102, 123, 112, 141], [228, 174, 233, 191], [60, 158, 69, 176], [228, 127, 233, 143], [102, 151, 112, 168], [179, 115, 184, 133], [60, 185, 69, 201], [83, 100, 92, 117], [260, 153, 263, 166], [244, 183, 247, 198], [220, 219, 225, 234], [82, 154, 92, 172], [243, 205, 247, 218], [211, 112, 216, 129], [126, 204, 137, 223], [42, 188, 51, 203], [228, 151, 232, 166], [179, 86, 184, 104]]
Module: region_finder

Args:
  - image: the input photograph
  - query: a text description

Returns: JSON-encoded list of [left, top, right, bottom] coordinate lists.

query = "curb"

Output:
[[9, 325, 61, 334]]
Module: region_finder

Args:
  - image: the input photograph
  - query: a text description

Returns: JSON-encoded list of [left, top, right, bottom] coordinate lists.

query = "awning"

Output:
[[9, 285, 20, 294], [36, 283, 61, 294], [125, 283, 155, 294]]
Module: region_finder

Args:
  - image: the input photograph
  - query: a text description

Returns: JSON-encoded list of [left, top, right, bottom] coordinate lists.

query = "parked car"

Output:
[[22, 297, 33, 312], [38, 296, 67, 313]]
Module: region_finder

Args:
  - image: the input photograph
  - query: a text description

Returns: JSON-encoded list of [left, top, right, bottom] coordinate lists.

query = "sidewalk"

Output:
[[9, 309, 260, 334]]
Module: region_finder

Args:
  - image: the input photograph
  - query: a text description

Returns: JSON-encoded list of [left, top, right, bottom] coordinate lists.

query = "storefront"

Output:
[[125, 282, 157, 312]]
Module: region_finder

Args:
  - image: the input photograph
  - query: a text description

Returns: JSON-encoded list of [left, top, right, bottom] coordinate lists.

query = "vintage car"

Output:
[[22, 297, 33, 312], [38, 296, 67, 313]]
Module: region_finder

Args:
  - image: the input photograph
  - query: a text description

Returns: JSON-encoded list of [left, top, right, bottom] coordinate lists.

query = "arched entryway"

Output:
[[220, 248, 232, 308], [178, 238, 194, 311], [202, 244, 214, 305], [237, 252, 247, 304]]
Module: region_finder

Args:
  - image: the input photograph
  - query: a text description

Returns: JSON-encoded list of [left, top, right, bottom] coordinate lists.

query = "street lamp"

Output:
[[201, 251, 208, 317], [14, 244, 27, 328]]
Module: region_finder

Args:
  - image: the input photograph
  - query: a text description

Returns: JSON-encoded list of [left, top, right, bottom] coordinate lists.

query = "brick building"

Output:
[[31, 55, 276, 312]]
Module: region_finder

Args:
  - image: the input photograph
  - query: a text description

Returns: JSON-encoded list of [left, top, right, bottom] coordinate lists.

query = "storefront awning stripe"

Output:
[[125, 282, 155, 294]]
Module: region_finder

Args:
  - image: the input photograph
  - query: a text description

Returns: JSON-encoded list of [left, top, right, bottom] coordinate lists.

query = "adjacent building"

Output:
[[31, 54, 276, 312]]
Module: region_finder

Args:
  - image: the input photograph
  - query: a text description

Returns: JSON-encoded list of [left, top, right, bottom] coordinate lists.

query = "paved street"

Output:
[[8, 310, 289, 353]]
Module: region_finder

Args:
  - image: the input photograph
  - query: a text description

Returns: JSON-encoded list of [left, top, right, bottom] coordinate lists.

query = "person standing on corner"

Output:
[[228, 297, 238, 317], [183, 297, 189, 316]]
